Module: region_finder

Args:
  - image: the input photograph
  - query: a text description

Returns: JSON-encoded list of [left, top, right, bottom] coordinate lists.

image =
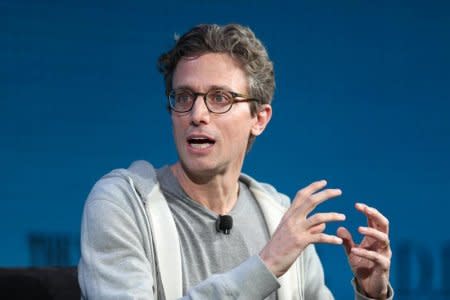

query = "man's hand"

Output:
[[260, 180, 345, 277], [337, 203, 391, 299]]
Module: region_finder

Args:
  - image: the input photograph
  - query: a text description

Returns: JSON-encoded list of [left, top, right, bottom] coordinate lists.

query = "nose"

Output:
[[190, 95, 210, 126]]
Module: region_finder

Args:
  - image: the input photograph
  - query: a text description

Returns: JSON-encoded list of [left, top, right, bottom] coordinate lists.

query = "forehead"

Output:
[[172, 52, 249, 92]]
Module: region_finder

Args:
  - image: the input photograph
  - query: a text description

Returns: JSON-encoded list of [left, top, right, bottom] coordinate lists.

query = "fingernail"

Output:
[[352, 247, 364, 252]]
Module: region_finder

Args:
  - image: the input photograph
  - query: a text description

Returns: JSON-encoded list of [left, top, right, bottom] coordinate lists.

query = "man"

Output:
[[78, 24, 393, 299]]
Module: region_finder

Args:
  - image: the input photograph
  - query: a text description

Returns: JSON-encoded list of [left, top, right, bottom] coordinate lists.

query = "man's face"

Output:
[[171, 52, 265, 178]]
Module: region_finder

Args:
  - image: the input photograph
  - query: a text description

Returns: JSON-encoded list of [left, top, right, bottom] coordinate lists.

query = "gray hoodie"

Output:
[[78, 160, 392, 300]]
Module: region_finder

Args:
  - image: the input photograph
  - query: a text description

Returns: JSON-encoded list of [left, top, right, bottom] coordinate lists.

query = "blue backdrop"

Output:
[[2, 1, 450, 299]]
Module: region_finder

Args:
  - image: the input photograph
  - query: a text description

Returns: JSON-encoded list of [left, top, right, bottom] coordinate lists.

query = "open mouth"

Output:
[[187, 137, 216, 149]]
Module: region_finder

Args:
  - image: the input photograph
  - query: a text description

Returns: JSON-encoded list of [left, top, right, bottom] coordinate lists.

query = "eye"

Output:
[[209, 90, 232, 105], [174, 91, 193, 104]]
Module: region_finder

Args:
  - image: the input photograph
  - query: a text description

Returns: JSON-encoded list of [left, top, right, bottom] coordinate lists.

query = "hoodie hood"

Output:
[[103, 160, 158, 205]]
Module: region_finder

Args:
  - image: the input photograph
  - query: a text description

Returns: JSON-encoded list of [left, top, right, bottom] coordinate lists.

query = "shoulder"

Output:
[[84, 160, 159, 213], [239, 173, 291, 208]]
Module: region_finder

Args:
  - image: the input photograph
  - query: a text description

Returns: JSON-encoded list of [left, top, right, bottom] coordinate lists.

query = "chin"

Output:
[[179, 158, 225, 179]]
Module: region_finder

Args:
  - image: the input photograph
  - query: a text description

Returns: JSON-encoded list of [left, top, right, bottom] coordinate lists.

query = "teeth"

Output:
[[190, 143, 211, 149]]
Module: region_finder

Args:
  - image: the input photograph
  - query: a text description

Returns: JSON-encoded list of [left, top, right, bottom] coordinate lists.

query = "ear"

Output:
[[251, 104, 272, 136]]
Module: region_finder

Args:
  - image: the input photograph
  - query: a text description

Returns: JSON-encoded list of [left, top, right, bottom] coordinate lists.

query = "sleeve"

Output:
[[302, 245, 335, 300], [181, 255, 279, 299], [78, 178, 155, 300], [352, 279, 395, 300], [301, 245, 395, 300]]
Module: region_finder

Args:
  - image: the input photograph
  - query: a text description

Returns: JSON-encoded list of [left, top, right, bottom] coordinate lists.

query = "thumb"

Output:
[[337, 226, 355, 256]]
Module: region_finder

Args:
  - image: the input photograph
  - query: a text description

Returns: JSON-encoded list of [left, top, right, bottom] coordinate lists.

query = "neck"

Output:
[[171, 163, 240, 215]]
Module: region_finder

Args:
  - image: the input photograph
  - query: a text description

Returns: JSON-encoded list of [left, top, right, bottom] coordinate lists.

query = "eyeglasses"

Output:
[[168, 88, 260, 114]]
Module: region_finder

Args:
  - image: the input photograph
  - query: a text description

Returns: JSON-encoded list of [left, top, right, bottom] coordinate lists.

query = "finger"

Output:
[[310, 233, 343, 245], [358, 226, 390, 249], [337, 226, 355, 255], [307, 212, 346, 228], [304, 188, 342, 213], [299, 180, 328, 196], [350, 247, 390, 270], [355, 203, 375, 228], [356, 203, 389, 233], [283, 181, 328, 220], [291, 180, 328, 208], [290, 189, 342, 218], [310, 223, 326, 234]]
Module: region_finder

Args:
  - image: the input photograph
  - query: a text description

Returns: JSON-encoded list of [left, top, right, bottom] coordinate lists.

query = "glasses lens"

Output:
[[169, 90, 194, 112], [206, 90, 233, 113]]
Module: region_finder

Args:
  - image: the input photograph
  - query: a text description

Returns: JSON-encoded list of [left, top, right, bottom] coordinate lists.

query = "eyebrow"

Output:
[[173, 85, 233, 92]]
